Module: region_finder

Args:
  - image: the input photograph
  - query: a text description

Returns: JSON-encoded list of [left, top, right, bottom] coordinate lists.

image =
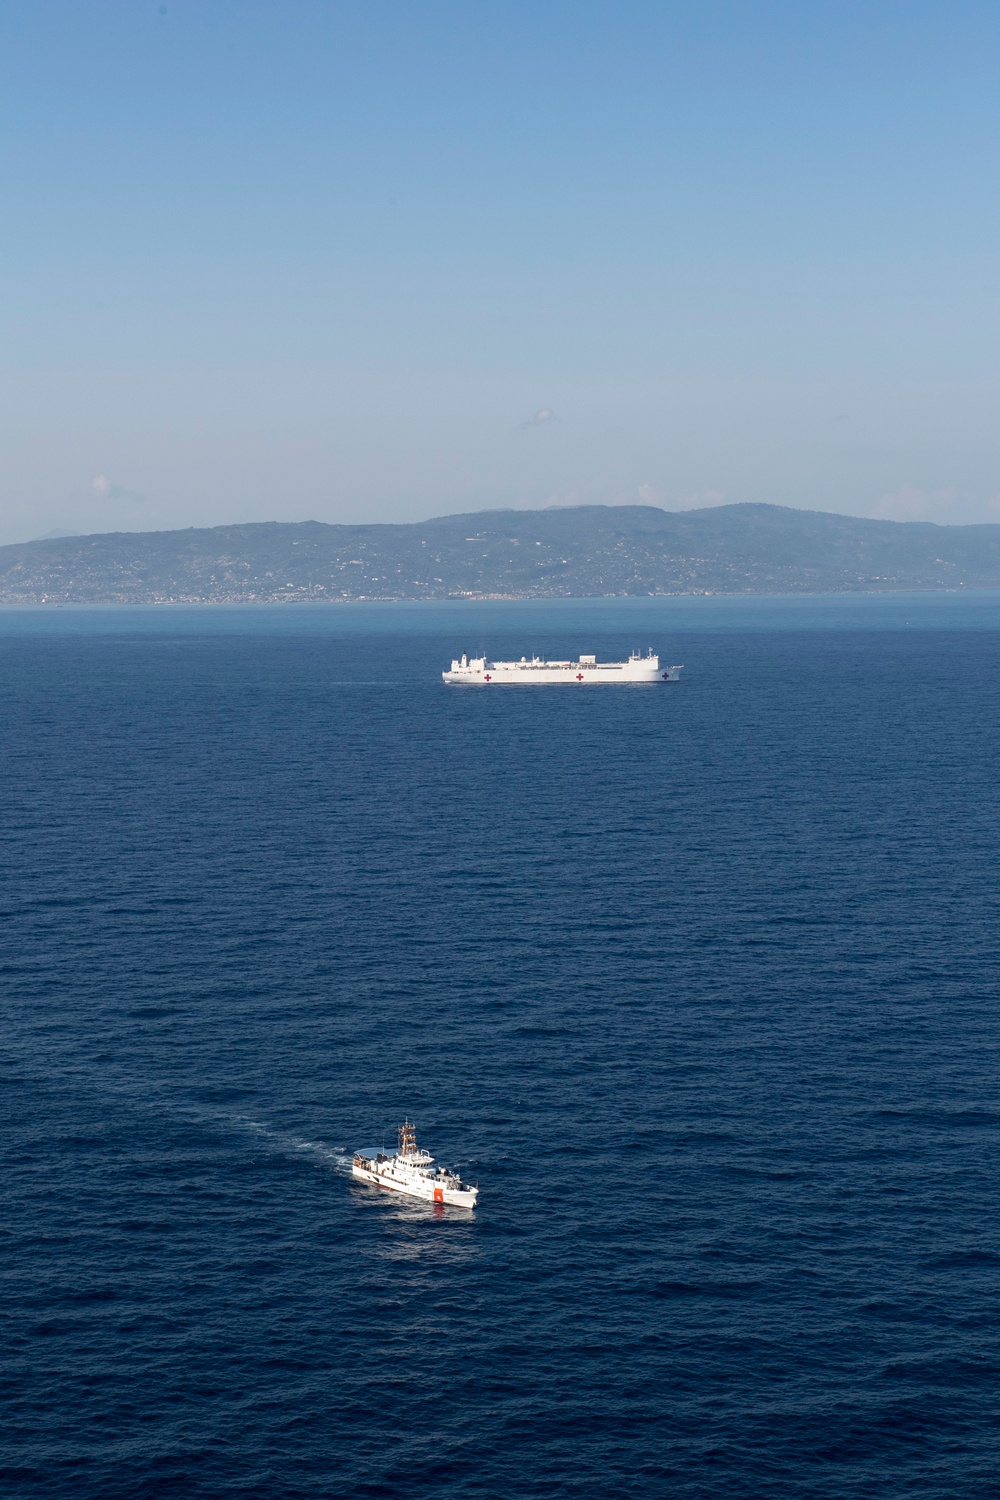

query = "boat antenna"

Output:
[[398, 1119, 417, 1157]]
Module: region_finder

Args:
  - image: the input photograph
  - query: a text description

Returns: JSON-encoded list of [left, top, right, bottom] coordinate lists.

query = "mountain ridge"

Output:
[[3, 502, 1000, 602]]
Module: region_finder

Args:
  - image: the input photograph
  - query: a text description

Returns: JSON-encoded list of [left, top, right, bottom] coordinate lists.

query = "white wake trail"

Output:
[[226, 1114, 352, 1171]]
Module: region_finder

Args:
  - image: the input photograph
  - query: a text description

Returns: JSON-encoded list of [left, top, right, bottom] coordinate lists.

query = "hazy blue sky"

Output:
[[3, 0, 1000, 541]]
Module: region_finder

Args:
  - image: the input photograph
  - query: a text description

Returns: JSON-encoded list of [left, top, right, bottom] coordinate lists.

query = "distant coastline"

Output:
[[4, 502, 1000, 604]]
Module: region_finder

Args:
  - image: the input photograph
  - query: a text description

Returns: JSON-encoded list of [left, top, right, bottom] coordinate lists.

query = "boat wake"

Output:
[[223, 1114, 352, 1171]]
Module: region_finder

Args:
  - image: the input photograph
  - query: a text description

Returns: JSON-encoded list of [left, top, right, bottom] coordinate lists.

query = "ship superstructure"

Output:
[[352, 1121, 478, 1209], [442, 649, 682, 685]]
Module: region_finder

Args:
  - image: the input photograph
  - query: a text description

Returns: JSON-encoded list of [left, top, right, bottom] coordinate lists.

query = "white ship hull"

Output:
[[352, 1123, 478, 1209], [443, 651, 682, 685], [352, 1162, 477, 1208]]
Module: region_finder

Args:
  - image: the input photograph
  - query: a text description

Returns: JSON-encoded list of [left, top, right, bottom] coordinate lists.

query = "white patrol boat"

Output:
[[353, 1122, 479, 1209], [443, 649, 682, 685]]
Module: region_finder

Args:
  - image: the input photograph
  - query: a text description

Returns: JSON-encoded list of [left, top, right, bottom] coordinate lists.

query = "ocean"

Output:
[[4, 594, 1000, 1498]]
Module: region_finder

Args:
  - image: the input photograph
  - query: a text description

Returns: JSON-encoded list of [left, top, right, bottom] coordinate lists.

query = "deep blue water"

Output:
[[4, 596, 1000, 1498]]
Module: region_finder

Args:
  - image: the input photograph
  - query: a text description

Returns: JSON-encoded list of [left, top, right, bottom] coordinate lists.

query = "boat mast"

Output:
[[398, 1119, 417, 1157]]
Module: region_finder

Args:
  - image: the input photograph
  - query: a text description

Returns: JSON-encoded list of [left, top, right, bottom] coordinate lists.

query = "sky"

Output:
[[3, 0, 1000, 542]]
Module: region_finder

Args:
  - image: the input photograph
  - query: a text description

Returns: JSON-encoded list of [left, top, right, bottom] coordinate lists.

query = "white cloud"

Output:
[[871, 484, 956, 522], [521, 408, 555, 428], [92, 474, 146, 503]]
